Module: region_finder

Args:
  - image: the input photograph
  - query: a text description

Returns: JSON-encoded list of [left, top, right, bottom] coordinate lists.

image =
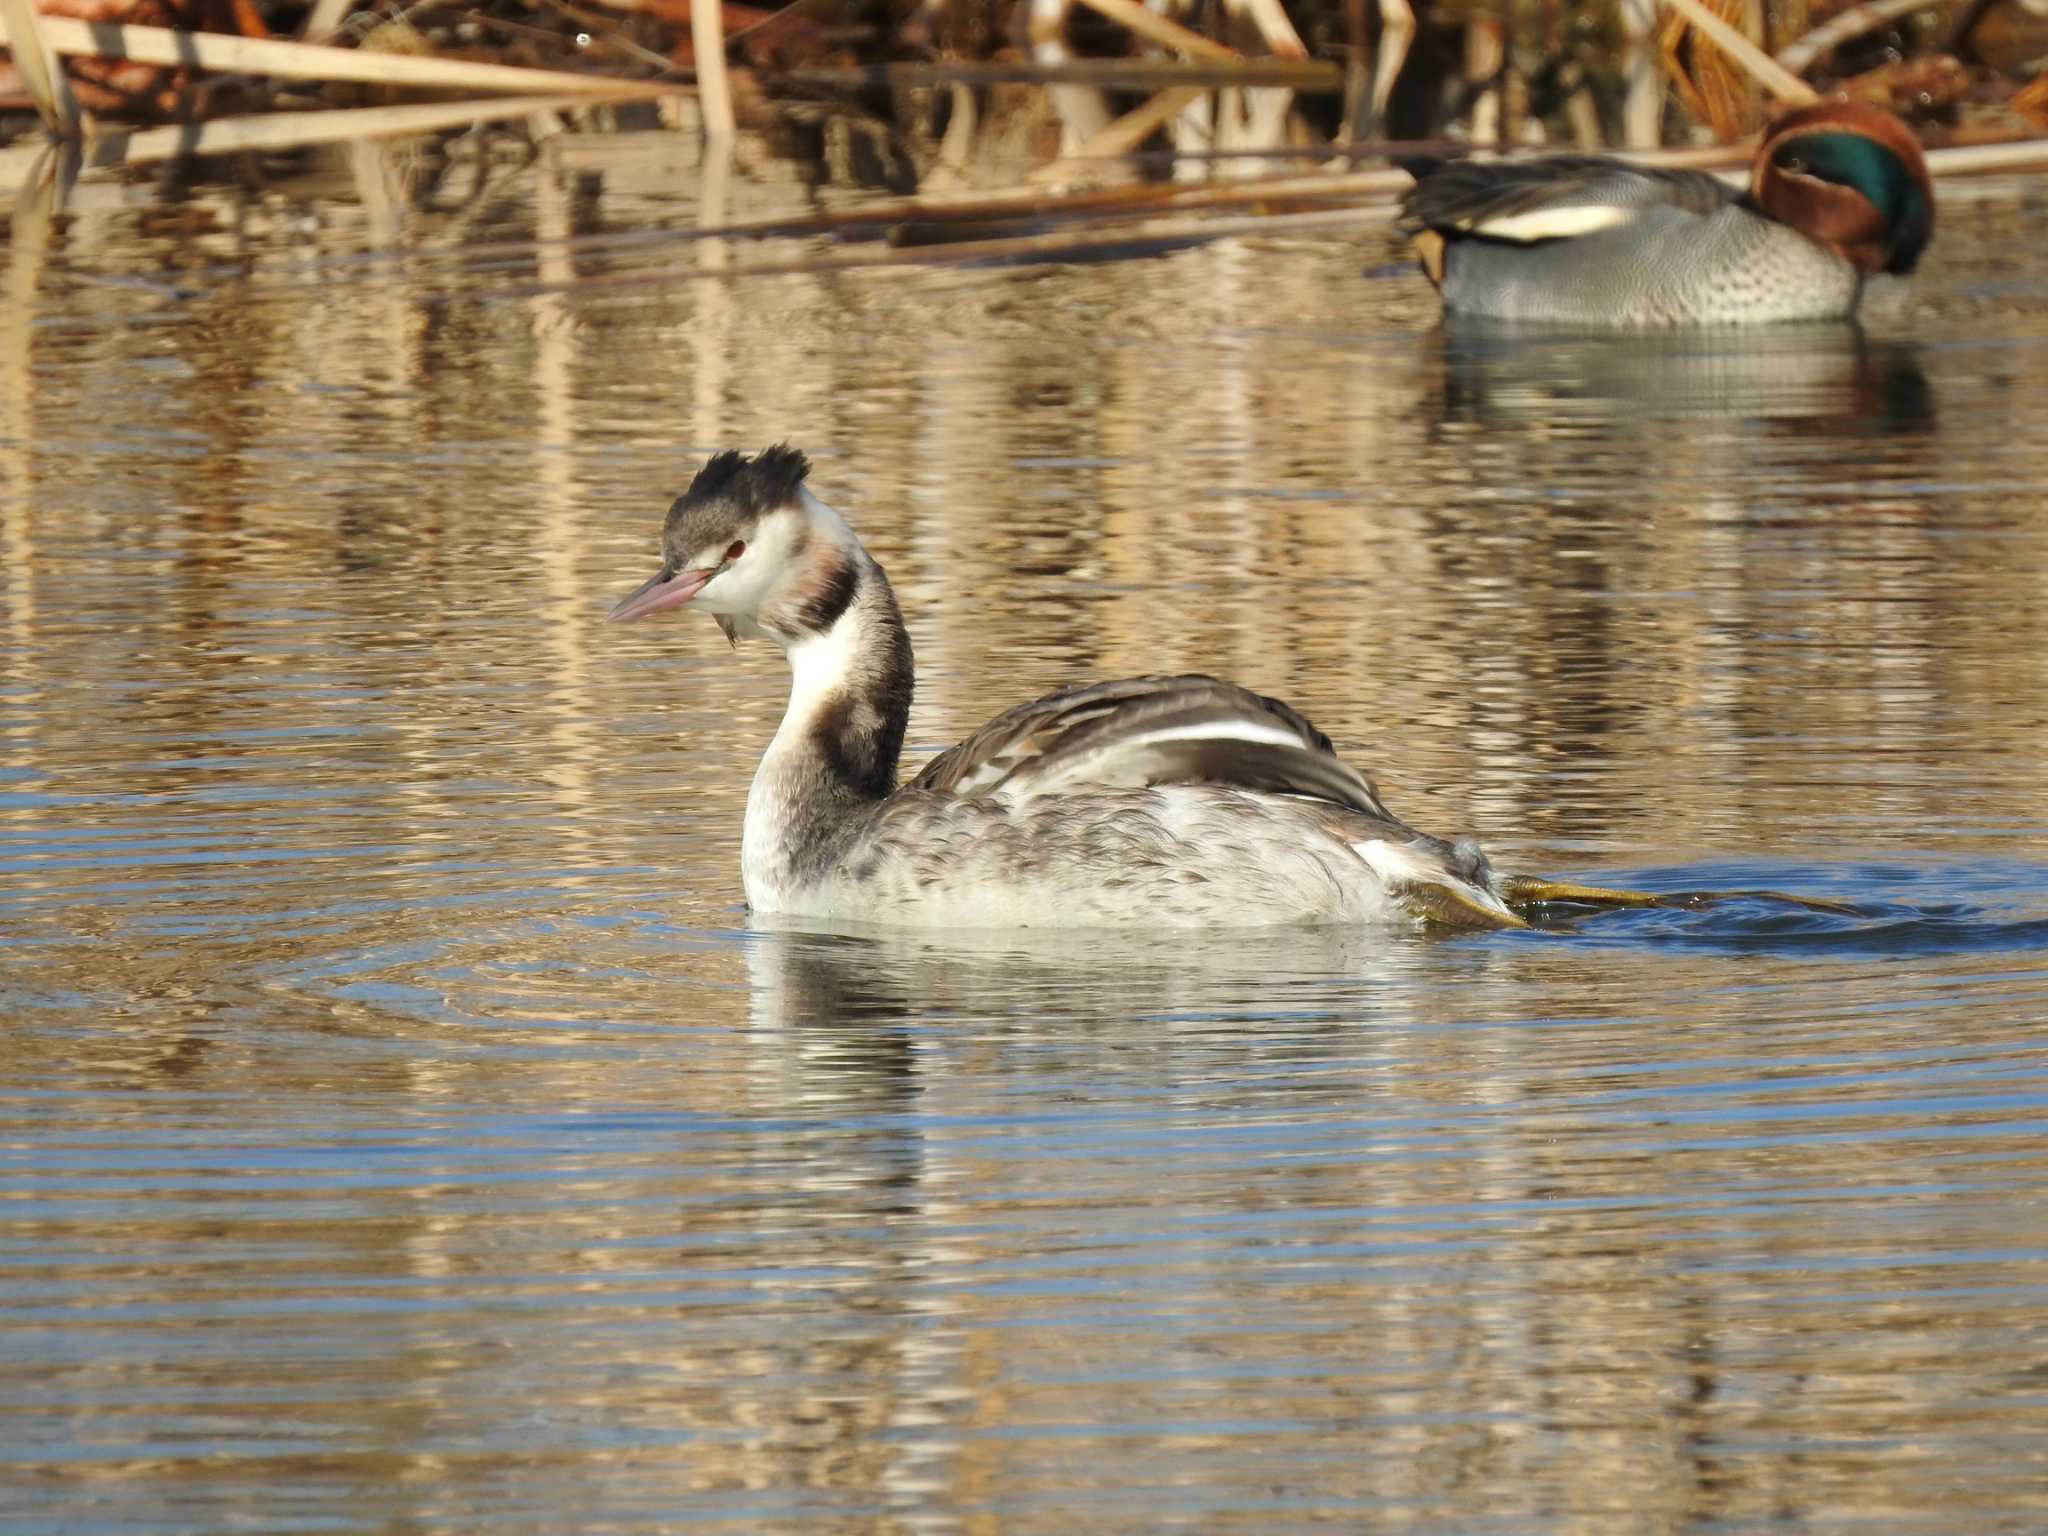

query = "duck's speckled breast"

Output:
[[1442, 204, 1863, 327]]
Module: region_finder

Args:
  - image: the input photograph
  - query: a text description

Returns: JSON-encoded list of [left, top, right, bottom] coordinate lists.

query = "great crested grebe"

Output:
[[1398, 101, 1933, 328], [609, 446, 1679, 930]]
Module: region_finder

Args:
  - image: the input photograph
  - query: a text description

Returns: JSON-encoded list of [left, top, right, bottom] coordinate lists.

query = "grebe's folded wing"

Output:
[[909, 674, 1396, 821]]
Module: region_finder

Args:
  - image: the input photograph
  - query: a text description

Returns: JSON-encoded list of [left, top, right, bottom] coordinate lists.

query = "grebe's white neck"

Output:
[[739, 534, 913, 913], [605, 446, 913, 914]]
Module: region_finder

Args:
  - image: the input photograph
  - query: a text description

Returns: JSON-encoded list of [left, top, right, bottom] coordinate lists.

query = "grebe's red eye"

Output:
[[725, 540, 746, 563]]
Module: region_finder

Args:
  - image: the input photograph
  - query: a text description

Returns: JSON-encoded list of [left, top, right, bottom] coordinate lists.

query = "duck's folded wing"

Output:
[[1398, 155, 1739, 243], [910, 674, 1395, 820]]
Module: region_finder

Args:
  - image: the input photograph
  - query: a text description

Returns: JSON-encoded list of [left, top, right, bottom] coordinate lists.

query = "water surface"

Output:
[[4, 138, 2048, 1533]]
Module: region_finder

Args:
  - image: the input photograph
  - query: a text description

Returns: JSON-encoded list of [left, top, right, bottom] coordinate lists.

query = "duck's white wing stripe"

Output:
[[1460, 204, 1638, 243]]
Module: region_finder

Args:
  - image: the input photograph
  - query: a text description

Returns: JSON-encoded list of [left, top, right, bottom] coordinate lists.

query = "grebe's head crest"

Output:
[[608, 445, 864, 645], [662, 445, 812, 561]]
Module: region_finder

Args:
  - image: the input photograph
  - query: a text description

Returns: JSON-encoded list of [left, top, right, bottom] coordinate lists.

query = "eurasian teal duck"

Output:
[[1398, 102, 1935, 327]]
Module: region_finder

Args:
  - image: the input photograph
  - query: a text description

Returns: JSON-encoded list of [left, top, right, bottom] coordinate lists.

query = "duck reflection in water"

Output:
[[1426, 322, 1934, 436]]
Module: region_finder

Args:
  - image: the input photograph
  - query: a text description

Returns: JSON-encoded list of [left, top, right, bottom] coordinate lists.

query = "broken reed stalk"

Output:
[[620, 202, 1408, 287], [93, 93, 624, 163], [1774, 0, 1947, 76], [779, 59, 1343, 90], [1659, 0, 1821, 105], [0, 0, 80, 135], [707, 167, 1416, 244], [0, 14, 671, 97]]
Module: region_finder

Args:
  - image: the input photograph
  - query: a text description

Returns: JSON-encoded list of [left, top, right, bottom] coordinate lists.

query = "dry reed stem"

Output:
[[1675, 0, 1765, 136], [0, 0, 81, 135], [298, 0, 358, 41], [96, 92, 625, 162], [0, 91, 624, 209], [1072, 0, 1243, 62], [1660, 0, 1820, 105], [1920, 137, 2048, 174], [1030, 86, 1210, 180], [0, 14, 672, 96], [1366, 0, 1414, 127], [1231, 0, 1311, 59], [2014, 73, 2048, 131], [1775, 0, 1946, 75], [653, 203, 1408, 284], [690, 0, 734, 141], [1657, 7, 1717, 128]]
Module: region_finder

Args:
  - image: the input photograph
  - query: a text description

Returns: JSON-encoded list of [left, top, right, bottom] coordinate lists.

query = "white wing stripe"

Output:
[[1463, 204, 1635, 242], [1085, 720, 1308, 755]]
